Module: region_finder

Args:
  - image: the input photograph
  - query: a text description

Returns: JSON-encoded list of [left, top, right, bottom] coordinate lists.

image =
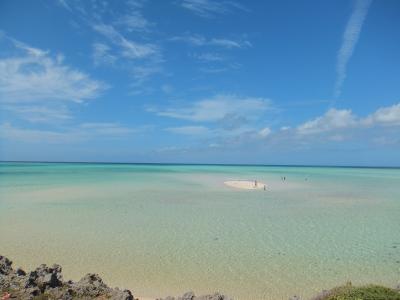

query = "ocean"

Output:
[[0, 162, 399, 299]]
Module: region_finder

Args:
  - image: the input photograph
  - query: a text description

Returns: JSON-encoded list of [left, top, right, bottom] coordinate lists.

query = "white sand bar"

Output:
[[224, 180, 267, 190]]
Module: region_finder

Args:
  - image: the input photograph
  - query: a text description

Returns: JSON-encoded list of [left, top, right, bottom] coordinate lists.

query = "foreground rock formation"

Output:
[[0, 255, 133, 300], [0, 255, 230, 300]]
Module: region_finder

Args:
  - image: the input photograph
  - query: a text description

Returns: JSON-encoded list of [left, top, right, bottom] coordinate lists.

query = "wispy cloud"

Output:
[[180, 0, 248, 18], [334, 0, 372, 98], [0, 37, 106, 123], [0, 122, 137, 143], [150, 94, 271, 122], [191, 52, 226, 62], [0, 34, 112, 125], [56, 0, 72, 11], [92, 43, 117, 66], [91, 22, 163, 87], [113, 11, 154, 33], [92, 23, 158, 59], [165, 125, 210, 135], [2, 105, 72, 123], [171, 34, 251, 49], [0, 38, 106, 104], [258, 127, 271, 138]]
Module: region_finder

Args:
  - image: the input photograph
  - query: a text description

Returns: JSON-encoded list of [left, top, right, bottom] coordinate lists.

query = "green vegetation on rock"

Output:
[[316, 282, 400, 300]]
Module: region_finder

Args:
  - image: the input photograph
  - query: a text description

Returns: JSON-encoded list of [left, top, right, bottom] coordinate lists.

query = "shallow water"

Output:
[[0, 163, 399, 299]]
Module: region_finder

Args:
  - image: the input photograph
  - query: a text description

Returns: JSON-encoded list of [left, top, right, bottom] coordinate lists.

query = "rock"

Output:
[[110, 288, 134, 300], [196, 293, 228, 300], [23, 271, 38, 288], [181, 291, 195, 300], [15, 268, 26, 276], [0, 255, 134, 300], [0, 256, 13, 275], [37, 264, 63, 289], [72, 273, 110, 297]]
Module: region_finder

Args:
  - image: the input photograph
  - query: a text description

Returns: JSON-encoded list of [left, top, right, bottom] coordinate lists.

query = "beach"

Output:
[[1, 163, 400, 299]]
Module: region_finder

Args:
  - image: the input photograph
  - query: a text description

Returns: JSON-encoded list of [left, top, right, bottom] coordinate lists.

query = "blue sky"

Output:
[[0, 0, 399, 165]]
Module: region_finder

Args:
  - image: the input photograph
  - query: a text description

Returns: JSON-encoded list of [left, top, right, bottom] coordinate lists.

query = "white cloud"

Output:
[[259, 127, 271, 138], [297, 108, 357, 135], [0, 37, 106, 123], [334, 0, 372, 97], [180, 0, 247, 18], [165, 126, 209, 135], [210, 38, 251, 49], [363, 102, 400, 126], [296, 102, 400, 137], [152, 94, 271, 122], [0, 40, 106, 104]]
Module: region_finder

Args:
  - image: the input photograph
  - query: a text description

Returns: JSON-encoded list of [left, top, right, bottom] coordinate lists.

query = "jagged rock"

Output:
[[196, 293, 228, 300], [15, 268, 26, 276], [31, 263, 63, 292], [0, 255, 134, 300], [72, 273, 110, 297], [110, 288, 135, 300], [0, 256, 12, 275], [181, 291, 195, 300]]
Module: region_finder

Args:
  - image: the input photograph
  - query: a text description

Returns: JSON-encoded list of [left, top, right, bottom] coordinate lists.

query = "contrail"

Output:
[[334, 0, 372, 98]]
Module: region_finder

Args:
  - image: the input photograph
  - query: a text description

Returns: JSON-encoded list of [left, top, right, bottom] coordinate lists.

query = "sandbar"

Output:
[[224, 180, 267, 190]]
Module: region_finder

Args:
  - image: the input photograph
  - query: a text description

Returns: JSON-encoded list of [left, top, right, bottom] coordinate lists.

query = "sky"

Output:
[[0, 0, 399, 166]]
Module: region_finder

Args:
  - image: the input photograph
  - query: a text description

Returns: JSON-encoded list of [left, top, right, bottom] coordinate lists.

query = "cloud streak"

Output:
[[180, 0, 248, 18], [171, 34, 251, 49], [0, 122, 137, 143], [92, 23, 158, 59], [151, 94, 271, 122], [334, 0, 372, 98]]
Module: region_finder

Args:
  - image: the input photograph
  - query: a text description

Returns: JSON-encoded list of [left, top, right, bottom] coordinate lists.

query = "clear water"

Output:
[[0, 162, 399, 299]]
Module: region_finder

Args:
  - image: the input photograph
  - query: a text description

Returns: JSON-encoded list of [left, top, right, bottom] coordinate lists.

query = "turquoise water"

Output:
[[0, 162, 399, 299]]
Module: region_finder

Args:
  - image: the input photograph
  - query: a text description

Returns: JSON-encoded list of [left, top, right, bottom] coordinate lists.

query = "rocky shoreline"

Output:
[[1, 255, 400, 300], [0, 255, 229, 300]]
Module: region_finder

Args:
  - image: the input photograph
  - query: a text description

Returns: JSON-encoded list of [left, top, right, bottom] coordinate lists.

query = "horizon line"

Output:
[[1, 160, 399, 169]]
